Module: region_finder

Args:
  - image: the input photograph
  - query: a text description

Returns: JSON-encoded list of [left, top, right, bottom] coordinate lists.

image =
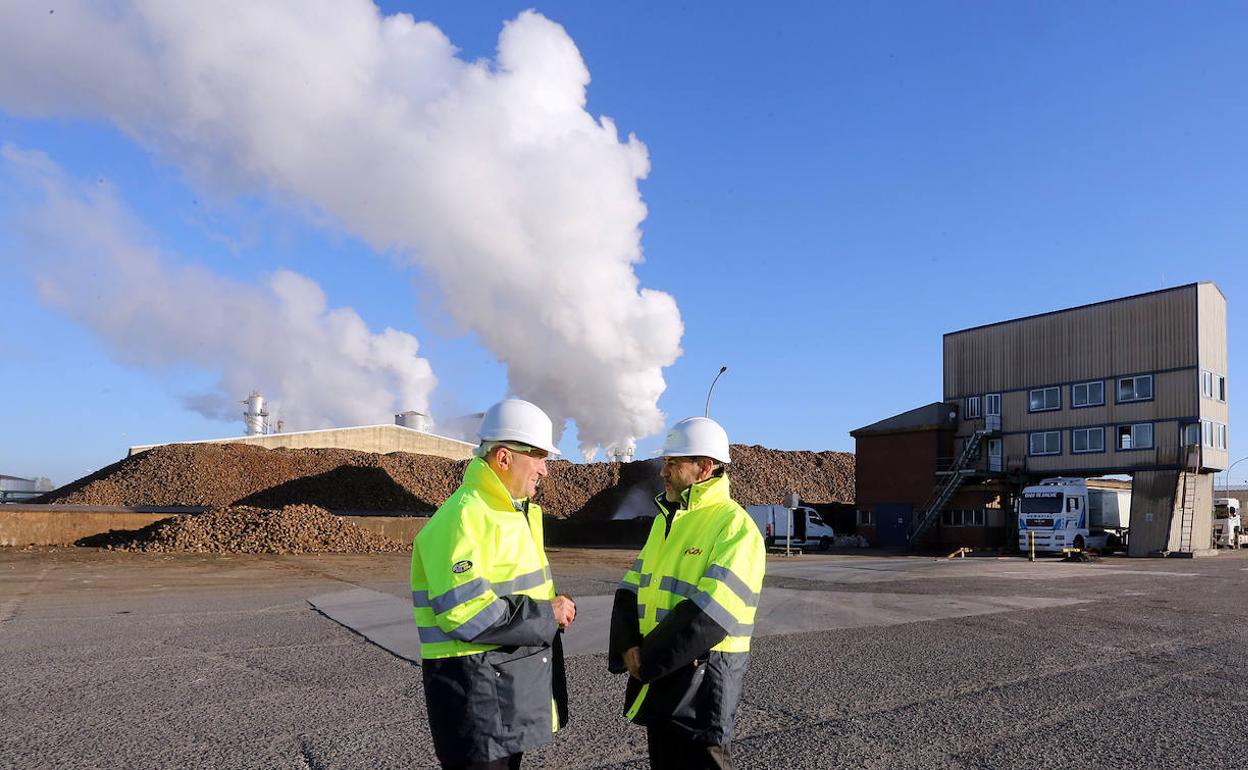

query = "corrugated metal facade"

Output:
[[944, 285, 1198, 397], [1198, 282, 1230, 469], [944, 283, 1228, 474]]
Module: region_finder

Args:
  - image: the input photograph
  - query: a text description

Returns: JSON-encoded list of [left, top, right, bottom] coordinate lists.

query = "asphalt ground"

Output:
[[3, 547, 1247, 769]]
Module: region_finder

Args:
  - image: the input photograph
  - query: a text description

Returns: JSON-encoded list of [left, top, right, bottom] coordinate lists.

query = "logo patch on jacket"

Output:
[[451, 560, 473, 574], [685, 547, 703, 555]]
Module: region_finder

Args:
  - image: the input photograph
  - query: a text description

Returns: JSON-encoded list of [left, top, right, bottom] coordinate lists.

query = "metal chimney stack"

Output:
[[242, 391, 269, 436], [609, 444, 636, 463]]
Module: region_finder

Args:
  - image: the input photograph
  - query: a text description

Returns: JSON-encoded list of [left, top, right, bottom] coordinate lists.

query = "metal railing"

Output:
[[936, 451, 1023, 476], [909, 431, 987, 544]]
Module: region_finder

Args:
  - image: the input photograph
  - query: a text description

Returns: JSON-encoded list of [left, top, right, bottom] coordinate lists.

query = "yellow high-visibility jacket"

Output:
[[609, 472, 766, 744], [411, 457, 567, 765]]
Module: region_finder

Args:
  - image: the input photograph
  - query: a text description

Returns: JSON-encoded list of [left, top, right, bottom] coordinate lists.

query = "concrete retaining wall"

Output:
[[1, 506, 644, 548], [129, 424, 476, 461], [0, 506, 192, 547], [341, 515, 427, 543], [0, 505, 432, 547]]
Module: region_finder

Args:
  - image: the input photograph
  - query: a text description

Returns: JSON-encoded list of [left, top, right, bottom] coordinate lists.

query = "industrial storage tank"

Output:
[[395, 411, 429, 432]]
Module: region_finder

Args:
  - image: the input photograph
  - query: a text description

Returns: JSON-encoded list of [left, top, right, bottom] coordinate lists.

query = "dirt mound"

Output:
[[100, 504, 408, 554], [726, 444, 855, 506], [41, 441, 854, 519], [545, 446, 855, 519], [41, 443, 466, 511]]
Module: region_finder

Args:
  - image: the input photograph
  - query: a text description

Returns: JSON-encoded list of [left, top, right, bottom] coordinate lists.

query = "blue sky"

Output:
[[1, 1, 1245, 486]]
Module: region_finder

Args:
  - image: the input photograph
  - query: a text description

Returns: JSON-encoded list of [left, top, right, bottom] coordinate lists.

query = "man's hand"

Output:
[[623, 646, 641, 680], [552, 595, 577, 628]]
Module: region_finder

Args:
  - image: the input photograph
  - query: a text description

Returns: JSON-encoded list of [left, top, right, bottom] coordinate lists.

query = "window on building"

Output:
[[1118, 423, 1153, 450], [1201, 370, 1213, 398], [941, 509, 986, 527], [1217, 423, 1228, 450], [1218, 375, 1227, 402], [1117, 374, 1153, 402], [1071, 381, 1104, 408], [1029, 431, 1061, 455], [857, 509, 874, 527], [965, 395, 981, 419], [1182, 422, 1201, 446], [1203, 419, 1215, 448], [1072, 427, 1105, 453], [1029, 387, 1061, 412], [985, 393, 1001, 416]]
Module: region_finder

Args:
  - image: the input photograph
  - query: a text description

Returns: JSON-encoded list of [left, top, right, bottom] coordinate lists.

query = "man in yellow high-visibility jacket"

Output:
[[609, 416, 766, 770], [412, 399, 577, 770]]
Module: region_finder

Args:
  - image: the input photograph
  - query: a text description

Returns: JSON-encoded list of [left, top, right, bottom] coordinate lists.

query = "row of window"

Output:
[[1195, 419, 1230, 450], [1027, 374, 1154, 413], [855, 508, 996, 527], [940, 509, 987, 528], [1201, 370, 1229, 402], [967, 370, 1230, 419], [1029, 421, 1230, 456], [963, 393, 999, 419]]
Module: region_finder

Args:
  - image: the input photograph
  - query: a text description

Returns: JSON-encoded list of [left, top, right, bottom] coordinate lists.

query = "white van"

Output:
[[745, 505, 836, 550]]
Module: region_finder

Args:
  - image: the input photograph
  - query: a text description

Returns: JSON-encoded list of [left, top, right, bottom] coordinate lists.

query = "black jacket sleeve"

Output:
[[608, 588, 643, 674], [469, 595, 558, 647], [637, 599, 728, 683]]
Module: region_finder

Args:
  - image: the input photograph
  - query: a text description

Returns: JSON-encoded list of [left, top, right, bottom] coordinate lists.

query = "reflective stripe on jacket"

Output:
[[616, 473, 766, 743], [411, 457, 567, 765]]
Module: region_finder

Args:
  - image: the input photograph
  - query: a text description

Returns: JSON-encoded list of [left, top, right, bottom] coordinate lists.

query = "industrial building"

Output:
[[129, 410, 476, 461], [0, 474, 44, 503], [854, 283, 1230, 556]]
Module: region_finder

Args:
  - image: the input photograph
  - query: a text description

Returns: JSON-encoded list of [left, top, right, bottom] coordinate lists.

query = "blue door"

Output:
[[875, 503, 914, 547]]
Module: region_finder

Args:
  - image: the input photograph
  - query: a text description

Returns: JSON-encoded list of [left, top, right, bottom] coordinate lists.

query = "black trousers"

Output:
[[647, 726, 733, 770], [444, 752, 522, 770]]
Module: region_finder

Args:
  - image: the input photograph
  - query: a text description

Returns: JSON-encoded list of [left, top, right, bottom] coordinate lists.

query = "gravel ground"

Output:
[[2, 548, 1245, 769]]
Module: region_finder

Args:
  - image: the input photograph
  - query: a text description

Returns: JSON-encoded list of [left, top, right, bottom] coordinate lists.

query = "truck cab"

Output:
[[1017, 477, 1131, 554], [1213, 498, 1242, 549]]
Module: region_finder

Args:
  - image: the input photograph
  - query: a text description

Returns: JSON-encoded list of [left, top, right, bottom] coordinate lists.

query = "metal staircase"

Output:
[[908, 430, 987, 545]]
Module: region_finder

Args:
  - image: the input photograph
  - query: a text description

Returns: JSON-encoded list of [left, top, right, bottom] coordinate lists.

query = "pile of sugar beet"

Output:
[[41, 443, 854, 553]]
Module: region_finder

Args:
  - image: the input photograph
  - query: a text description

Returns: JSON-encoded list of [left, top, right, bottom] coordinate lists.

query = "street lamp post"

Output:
[[1222, 456, 1248, 499], [705, 366, 728, 418]]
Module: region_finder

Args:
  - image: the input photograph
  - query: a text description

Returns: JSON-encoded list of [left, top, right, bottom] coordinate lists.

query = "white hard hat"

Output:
[[661, 416, 731, 464], [477, 399, 561, 455]]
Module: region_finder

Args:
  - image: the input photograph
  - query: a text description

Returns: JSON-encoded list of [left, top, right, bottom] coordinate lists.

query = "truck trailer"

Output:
[[1017, 477, 1131, 553]]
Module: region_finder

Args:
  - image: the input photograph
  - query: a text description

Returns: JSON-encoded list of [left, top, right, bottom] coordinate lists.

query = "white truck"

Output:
[[746, 504, 837, 550], [1212, 498, 1243, 549], [1017, 477, 1131, 553]]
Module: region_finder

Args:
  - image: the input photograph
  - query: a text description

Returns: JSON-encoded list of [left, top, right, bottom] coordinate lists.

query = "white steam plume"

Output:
[[0, 2, 683, 457], [1, 144, 436, 430]]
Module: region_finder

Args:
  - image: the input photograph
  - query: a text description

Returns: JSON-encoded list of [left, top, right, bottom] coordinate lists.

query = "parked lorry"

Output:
[[1017, 477, 1131, 553], [746, 504, 836, 550], [1212, 498, 1243, 549]]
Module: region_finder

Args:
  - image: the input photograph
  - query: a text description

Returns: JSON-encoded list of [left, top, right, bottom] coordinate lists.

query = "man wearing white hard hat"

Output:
[[411, 398, 577, 770], [609, 417, 766, 769]]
